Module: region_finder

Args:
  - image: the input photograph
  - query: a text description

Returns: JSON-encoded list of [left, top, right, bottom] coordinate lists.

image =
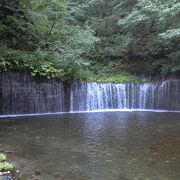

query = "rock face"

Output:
[[0, 72, 65, 115], [0, 72, 180, 115]]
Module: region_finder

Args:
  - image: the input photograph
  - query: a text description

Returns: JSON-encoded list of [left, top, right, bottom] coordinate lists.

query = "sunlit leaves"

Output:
[[159, 29, 180, 41]]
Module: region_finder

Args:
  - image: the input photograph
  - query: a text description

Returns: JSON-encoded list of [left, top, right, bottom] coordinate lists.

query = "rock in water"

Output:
[[0, 175, 13, 180]]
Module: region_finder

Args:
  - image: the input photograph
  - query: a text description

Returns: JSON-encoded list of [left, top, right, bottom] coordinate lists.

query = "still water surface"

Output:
[[0, 111, 180, 180]]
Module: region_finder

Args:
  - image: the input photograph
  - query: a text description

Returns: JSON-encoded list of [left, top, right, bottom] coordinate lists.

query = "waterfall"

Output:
[[0, 72, 65, 115], [0, 72, 179, 115], [70, 81, 180, 111]]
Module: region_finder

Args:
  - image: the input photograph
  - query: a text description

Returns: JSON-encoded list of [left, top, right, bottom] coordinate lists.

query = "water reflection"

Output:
[[0, 112, 180, 180]]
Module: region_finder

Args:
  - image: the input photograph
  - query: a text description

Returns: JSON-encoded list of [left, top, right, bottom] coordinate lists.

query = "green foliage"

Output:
[[0, 162, 14, 172], [153, 51, 180, 74], [86, 70, 141, 83], [86, 0, 180, 76], [0, 22, 9, 34], [0, 0, 98, 81], [0, 154, 6, 162], [0, 153, 14, 173], [0, 0, 179, 81], [0, 1, 38, 50], [0, 44, 62, 78], [159, 29, 180, 41]]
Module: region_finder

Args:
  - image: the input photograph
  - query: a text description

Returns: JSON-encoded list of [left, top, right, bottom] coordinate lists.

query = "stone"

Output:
[[34, 169, 41, 175], [0, 175, 13, 180]]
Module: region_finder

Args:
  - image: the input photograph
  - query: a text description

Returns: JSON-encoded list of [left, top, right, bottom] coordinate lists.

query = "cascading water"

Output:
[[0, 72, 65, 115], [0, 72, 179, 115], [70, 82, 128, 111], [70, 81, 180, 111]]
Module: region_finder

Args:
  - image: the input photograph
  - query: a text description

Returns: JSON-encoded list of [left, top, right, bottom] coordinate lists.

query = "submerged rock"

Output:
[[34, 169, 41, 175], [0, 175, 13, 180]]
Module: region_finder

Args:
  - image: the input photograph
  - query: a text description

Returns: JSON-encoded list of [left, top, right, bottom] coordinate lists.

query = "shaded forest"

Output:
[[0, 0, 180, 82]]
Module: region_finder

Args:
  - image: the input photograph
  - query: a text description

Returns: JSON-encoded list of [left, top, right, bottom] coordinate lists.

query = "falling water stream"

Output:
[[0, 72, 179, 115], [70, 81, 180, 111]]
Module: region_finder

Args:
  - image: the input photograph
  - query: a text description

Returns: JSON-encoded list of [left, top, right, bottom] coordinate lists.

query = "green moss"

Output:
[[0, 162, 14, 172], [0, 154, 6, 162], [86, 70, 141, 84], [0, 154, 14, 173]]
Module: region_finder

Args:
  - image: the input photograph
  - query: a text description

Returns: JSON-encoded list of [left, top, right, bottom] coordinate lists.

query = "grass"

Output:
[[86, 69, 142, 84]]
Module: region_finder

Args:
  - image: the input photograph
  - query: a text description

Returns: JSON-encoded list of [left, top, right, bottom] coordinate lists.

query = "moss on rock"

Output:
[[0, 162, 14, 172], [0, 154, 14, 173], [0, 154, 6, 162], [86, 69, 141, 83]]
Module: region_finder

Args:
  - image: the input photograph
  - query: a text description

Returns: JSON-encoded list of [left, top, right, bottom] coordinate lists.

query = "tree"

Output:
[[0, 0, 98, 80], [85, 0, 180, 75]]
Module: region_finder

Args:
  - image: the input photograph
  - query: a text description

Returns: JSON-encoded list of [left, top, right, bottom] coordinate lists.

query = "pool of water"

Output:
[[0, 111, 180, 180]]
